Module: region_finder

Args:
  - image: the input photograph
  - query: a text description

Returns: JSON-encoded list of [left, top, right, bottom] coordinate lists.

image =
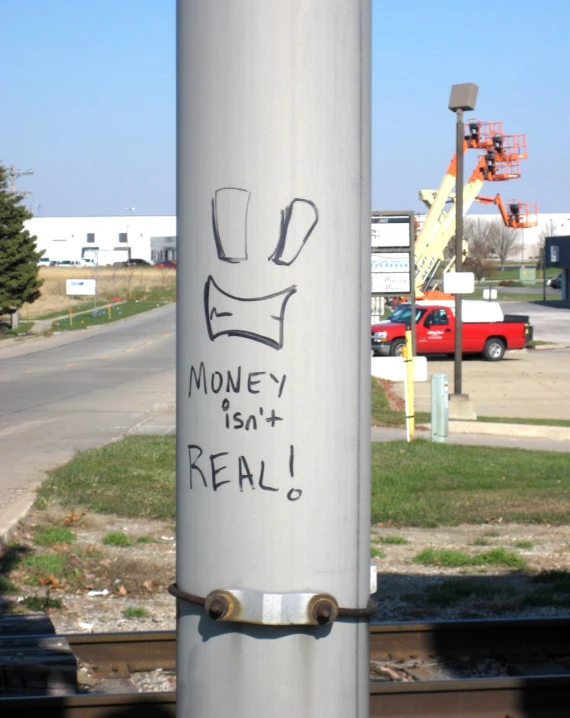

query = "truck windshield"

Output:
[[388, 305, 426, 323]]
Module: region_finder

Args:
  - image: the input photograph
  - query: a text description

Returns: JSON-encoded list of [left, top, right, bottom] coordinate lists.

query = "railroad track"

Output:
[[2, 617, 570, 717]]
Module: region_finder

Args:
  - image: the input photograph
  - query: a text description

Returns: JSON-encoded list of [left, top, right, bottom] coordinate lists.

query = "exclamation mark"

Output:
[[287, 444, 302, 502]]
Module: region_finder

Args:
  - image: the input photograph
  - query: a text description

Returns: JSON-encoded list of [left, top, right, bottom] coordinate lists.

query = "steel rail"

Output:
[[3, 618, 570, 716], [4, 676, 570, 718], [63, 617, 570, 675]]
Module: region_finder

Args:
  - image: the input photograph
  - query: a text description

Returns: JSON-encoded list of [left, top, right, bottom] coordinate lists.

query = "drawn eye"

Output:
[[205, 188, 318, 350]]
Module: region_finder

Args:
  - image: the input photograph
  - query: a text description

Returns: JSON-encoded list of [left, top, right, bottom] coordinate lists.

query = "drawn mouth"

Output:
[[204, 276, 297, 351]]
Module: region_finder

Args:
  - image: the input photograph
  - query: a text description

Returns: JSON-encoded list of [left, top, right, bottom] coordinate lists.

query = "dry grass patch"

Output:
[[25, 266, 176, 319]]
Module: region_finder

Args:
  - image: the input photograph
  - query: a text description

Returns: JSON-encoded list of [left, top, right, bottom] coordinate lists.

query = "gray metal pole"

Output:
[[454, 109, 464, 396], [176, 2, 371, 717]]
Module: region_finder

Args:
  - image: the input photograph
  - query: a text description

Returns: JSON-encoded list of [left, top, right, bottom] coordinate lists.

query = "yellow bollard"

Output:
[[403, 329, 415, 441], [108, 303, 112, 319], [69, 307, 73, 328]]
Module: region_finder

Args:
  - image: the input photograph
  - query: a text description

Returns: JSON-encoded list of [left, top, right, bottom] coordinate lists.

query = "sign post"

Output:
[[176, 2, 372, 717], [371, 211, 416, 351], [66, 279, 97, 316]]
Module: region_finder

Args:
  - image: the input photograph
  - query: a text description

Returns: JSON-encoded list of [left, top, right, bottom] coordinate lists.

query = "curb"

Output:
[[0, 490, 38, 544], [448, 421, 570, 442]]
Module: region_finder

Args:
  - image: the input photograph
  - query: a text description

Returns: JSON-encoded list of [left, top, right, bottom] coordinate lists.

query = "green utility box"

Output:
[[520, 267, 536, 284]]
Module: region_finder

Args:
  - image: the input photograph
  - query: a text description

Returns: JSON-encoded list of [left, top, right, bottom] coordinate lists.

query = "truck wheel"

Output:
[[390, 339, 406, 357], [483, 337, 505, 361]]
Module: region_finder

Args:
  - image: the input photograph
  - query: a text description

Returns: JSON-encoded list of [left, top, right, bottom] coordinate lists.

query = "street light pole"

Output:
[[454, 108, 465, 395], [449, 83, 478, 398], [176, 2, 372, 717]]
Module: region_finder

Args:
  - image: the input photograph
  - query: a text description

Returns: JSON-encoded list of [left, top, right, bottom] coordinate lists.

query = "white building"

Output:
[[26, 215, 177, 265], [26, 211, 570, 266]]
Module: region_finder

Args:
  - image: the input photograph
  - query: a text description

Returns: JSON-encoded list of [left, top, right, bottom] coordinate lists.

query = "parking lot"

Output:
[[406, 347, 570, 420]]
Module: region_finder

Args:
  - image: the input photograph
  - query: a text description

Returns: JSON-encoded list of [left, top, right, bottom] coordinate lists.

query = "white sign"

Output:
[[371, 272, 410, 293], [371, 216, 411, 248], [483, 288, 498, 300], [443, 272, 475, 295], [66, 279, 96, 296], [371, 253, 409, 273], [371, 253, 410, 293]]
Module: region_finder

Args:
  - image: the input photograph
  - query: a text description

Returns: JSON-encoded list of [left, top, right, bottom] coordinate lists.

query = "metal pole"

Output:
[[543, 248, 547, 302], [176, 2, 371, 717], [454, 109, 464, 396]]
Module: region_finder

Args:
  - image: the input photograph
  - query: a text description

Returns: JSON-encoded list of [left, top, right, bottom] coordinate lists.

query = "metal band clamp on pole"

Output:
[[169, 584, 377, 626]]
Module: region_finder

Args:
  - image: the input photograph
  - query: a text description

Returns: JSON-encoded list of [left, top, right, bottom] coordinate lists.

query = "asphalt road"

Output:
[[0, 304, 175, 537]]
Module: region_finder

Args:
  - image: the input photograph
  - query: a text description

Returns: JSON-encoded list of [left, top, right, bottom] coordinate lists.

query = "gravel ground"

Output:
[[2, 506, 570, 634]]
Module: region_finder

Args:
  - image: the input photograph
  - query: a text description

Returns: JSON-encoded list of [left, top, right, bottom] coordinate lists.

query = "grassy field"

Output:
[[370, 440, 570, 527], [51, 298, 170, 331], [23, 266, 176, 320], [476, 416, 570, 428], [479, 265, 559, 282], [0, 321, 35, 339], [37, 436, 176, 520], [371, 377, 430, 426], [36, 434, 570, 528], [470, 288, 558, 302]]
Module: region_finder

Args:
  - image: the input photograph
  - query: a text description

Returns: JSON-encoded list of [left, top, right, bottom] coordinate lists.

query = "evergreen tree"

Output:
[[0, 163, 43, 327]]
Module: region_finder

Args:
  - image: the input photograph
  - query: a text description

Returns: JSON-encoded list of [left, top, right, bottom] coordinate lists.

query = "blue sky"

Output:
[[2, 0, 568, 216]]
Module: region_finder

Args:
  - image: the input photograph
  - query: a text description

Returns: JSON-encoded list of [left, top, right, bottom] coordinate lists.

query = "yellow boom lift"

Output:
[[414, 120, 538, 298]]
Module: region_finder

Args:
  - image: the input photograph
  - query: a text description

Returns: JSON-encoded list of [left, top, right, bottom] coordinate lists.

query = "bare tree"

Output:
[[536, 221, 557, 258], [487, 219, 519, 271], [464, 217, 493, 260]]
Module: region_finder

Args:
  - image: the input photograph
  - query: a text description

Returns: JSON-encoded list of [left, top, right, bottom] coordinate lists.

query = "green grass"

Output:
[[477, 416, 570, 428], [21, 594, 63, 611], [370, 547, 385, 559], [33, 526, 76, 546], [473, 537, 490, 546], [38, 434, 570, 528], [0, 577, 19, 594], [478, 265, 558, 282], [102, 531, 132, 547], [371, 377, 430, 427], [413, 547, 526, 569], [471, 290, 556, 302], [0, 321, 35, 338], [483, 530, 501, 537], [514, 540, 535, 549], [19, 554, 68, 585], [135, 536, 156, 544], [37, 435, 176, 519], [371, 440, 570, 527], [123, 606, 150, 619], [35, 300, 102, 320], [374, 535, 408, 545], [52, 299, 169, 331], [412, 548, 472, 567], [526, 340, 553, 348], [405, 578, 510, 607]]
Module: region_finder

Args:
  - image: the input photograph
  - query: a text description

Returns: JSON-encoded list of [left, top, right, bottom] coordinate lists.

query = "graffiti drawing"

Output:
[[205, 189, 319, 350], [212, 187, 250, 263], [204, 276, 297, 350], [269, 198, 318, 266]]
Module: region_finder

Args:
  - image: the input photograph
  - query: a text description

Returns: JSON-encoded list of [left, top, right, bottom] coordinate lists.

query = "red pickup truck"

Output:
[[371, 305, 532, 361]]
